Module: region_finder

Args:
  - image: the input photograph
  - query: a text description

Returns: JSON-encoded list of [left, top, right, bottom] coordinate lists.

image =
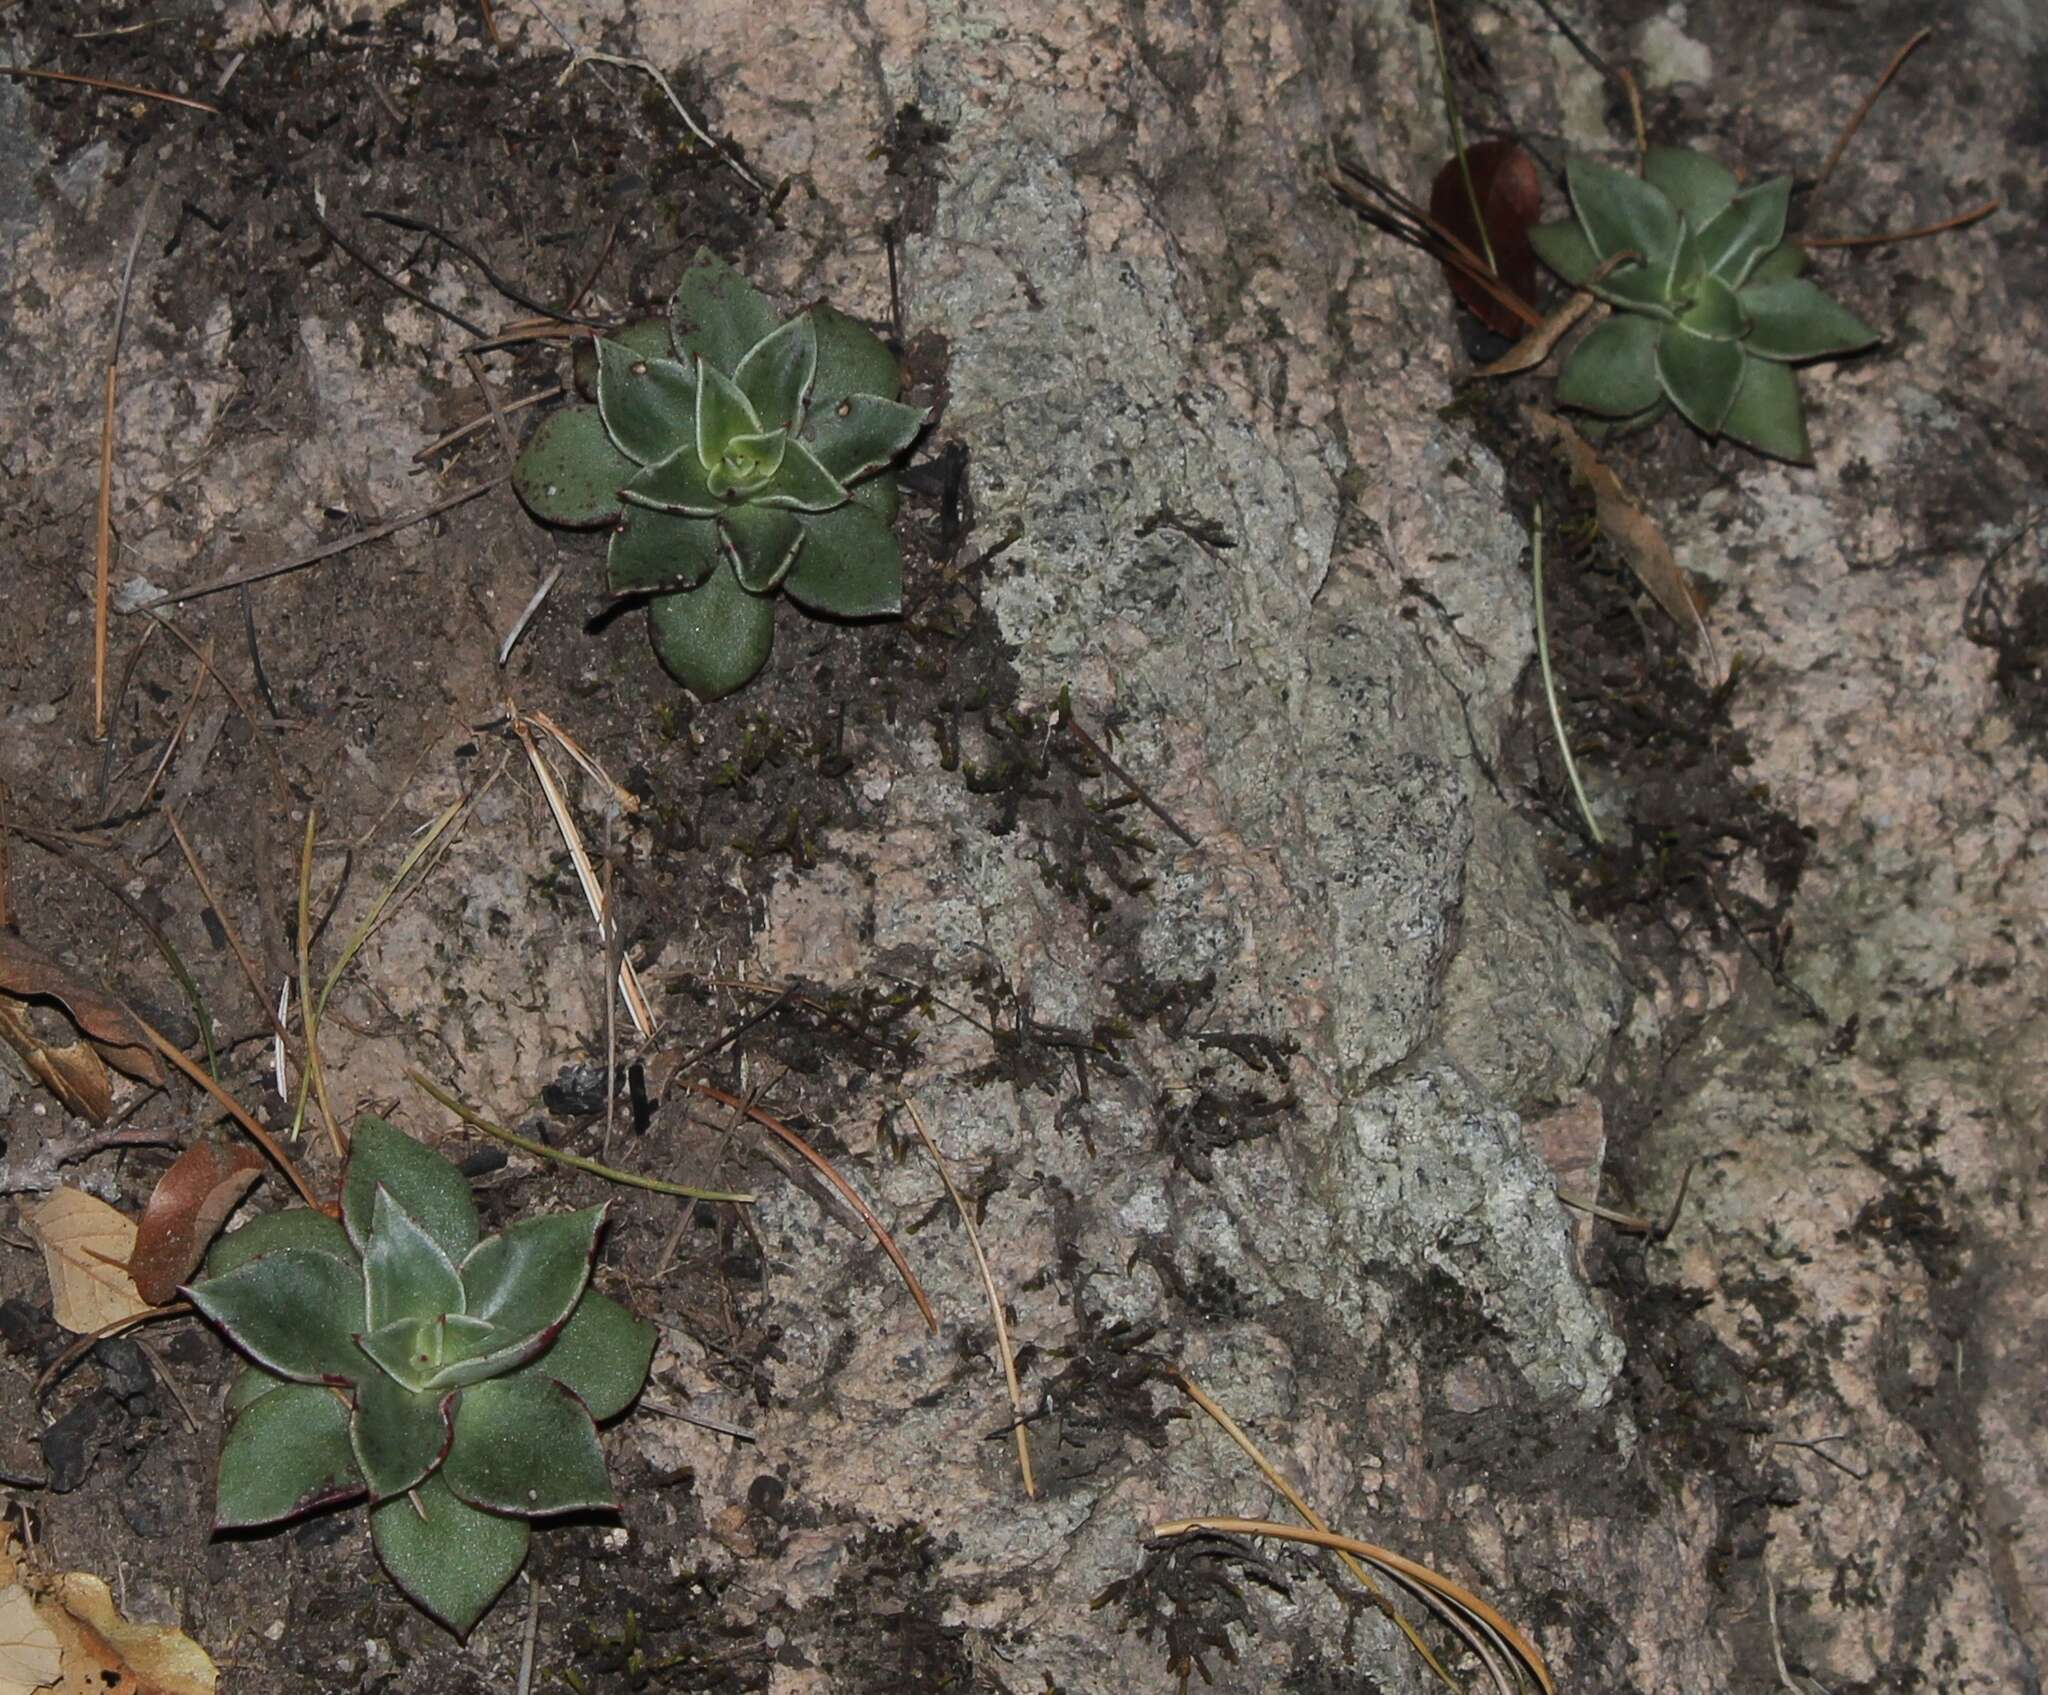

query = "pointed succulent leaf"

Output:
[[809, 304, 902, 414], [596, 340, 699, 466], [1662, 216, 1702, 298], [695, 361, 763, 469], [607, 504, 722, 595], [804, 396, 927, 485], [719, 504, 806, 593], [524, 1289, 655, 1422], [1589, 261, 1677, 314], [1737, 278, 1880, 361], [1567, 155, 1680, 266], [851, 470, 900, 524], [1599, 396, 1672, 440], [1697, 178, 1791, 283], [1719, 354, 1811, 461], [1745, 241, 1807, 285], [754, 436, 851, 512], [416, 1319, 550, 1391], [620, 443, 722, 518], [1656, 326, 1746, 434], [1641, 147, 1739, 229], [364, 1188, 465, 1331], [357, 1316, 441, 1391], [648, 564, 778, 700], [188, 1248, 363, 1385], [343, 1117, 479, 1264], [371, 1469, 530, 1640], [705, 428, 789, 499], [207, 1207, 353, 1279], [444, 1375, 615, 1517], [783, 504, 904, 619], [573, 317, 675, 401], [511, 406, 633, 529], [1529, 217, 1599, 286], [351, 1369, 453, 1501], [225, 1361, 288, 1416], [1556, 314, 1663, 416], [669, 250, 781, 377], [734, 314, 818, 432], [215, 1382, 362, 1528], [459, 1206, 605, 1350], [1678, 272, 1750, 342]]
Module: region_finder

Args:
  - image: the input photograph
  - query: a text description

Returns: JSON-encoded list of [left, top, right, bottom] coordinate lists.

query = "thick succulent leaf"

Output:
[[596, 340, 698, 466], [720, 504, 806, 593], [416, 1317, 549, 1391], [669, 250, 781, 377], [343, 1117, 479, 1264], [1746, 241, 1808, 285], [224, 1361, 288, 1416], [608, 504, 723, 595], [216, 1382, 362, 1528], [851, 470, 900, 523], [1656, 326, 1747, 435], [809, 304, 902, 413], [1556, 315, 1663, 416], [207, 1207, 353, 1279], [804, 396, 927, 485], [351, 1369, 453, 1500], [357, 1317, 440, 1390], [695, 361, 762, 469], [573, 317, 675, 401], [511, 406, 632, 529], [188, 1248, 363, 1384], [1567, 155, 1680, 265], [1678, 272, 1750, 342], [1529, 217, 1599, 286], [620, 443, 722, 518], [525, 1288, 656, 1422], [1589, 262, 1676, 314], [1642, 146, 1739, 228], [705, 428, 789, 499], [755, 436, 850, 513], [734, 314, 818, 433], [364, 1187, 465, 1331], [460, 1206, 605, 1350], [371, 1470, 530, 1640], [1696, 178, 1791, 283], [648, 564, 778, 700], [444, 1375, 615, 1517], [1662, 216, 1702, 299], [1719, 355, 1812, 461], [783, 503, 904, 619], [1738, 278, 1880, 362]]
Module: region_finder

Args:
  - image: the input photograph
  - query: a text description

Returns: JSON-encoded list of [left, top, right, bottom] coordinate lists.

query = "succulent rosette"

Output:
[[1530, 146, 1880, 460], [512, 251, 929, 699], [186, 1116, 655, 1637]]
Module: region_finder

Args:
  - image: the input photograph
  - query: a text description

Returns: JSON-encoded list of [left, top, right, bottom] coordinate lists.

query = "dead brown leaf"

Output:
[[0, 934, 164, 1125], [126, 1139, 266, 1305], [1428, 139, 1543, 337], [0, 1531, 216, 1695], [0, 1001, 115, 1125], [27, 1189, 151, 1335], [1522, 405, 1712, 647], [1478, 292, 1599, 377]]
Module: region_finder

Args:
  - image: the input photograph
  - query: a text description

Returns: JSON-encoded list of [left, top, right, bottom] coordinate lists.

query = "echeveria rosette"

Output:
[[1529, 146, 1880, 461], [185, 1116, 656, 1639], [512, 251, 929, 699]]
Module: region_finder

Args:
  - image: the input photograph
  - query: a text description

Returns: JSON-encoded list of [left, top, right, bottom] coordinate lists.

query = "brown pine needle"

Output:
[[904, 1099, 1034, 1498], [1814, 27, 1932, 199], [292, 810, 342, 1157], [1174, 1371, 1456, 1690], [685, 1079, 938, 1334], [1151, 1517, 1556, 1695], [131, 1016, 323, 1211], [1801, 200, 1999, 248], [0, 64, 219, 114], [93, 183, 160, 741], [35, 1301, 193, 1398], [164, 809, 284, 1049]]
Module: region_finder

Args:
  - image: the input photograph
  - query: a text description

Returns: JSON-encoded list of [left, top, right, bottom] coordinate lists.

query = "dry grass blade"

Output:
[[293, 809, 341, 1156], [1174, 1371, 1457, 1690], [685, 1078, 939, 1333], [94, 183, 161, 742], [408, 1069, 754, 1203], [0, 64, 219, 113], [903, 1099, 1034, 1497], [1151, 1517, 1556, 1695]]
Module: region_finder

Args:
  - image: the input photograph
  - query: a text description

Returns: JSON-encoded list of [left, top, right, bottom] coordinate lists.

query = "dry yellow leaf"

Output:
[[46, 1576, 215, 1695], [28, 1189, 150, 1334], [0, 1583, 62, 1695]]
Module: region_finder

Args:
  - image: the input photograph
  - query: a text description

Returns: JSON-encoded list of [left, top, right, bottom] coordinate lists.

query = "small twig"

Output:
[[35, 1302, 191, 1398], [94, 183, 161, 741], [1800, 201, 1999, 248], [903, 1099, 1034, 1498], [135, 636, 210, 808], [133, 1335, 200, 1433], [293, 810, 343, 1157], [1556, 1158, 1695, 1241], [165, 808, 286, 1050], [0, 64, 219, 113], [366, 210, 604, 327], [132, 1015, 323, 1211], [134, 476, 505, 610], [460, 349, 520, 465], [640, 1394, 756, 1442], [559, 50, 766, 196], [1620, 67, 1646, 167], [414, 382, 560, 464], [1054, 691, 1199, 849], [1814, 28, 1932, 201], [514, 1576, 539, 1695], [1770, 1432, 1870, 1483]]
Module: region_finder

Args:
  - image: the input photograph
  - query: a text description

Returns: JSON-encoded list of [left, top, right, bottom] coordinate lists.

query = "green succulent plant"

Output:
[[511, 252, 930, 699], [186, 1117, 655, 1638], [1530, 146, 1881, 461]]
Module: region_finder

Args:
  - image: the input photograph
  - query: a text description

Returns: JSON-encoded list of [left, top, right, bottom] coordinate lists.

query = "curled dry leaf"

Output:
[[1428, 140, 1543, 336], [0, 1531, 216, 1695], [126, 1139, 266, 1306], [28, 1189, 152, 1335], [0, 935, 164, 1126], [0, 1582, 61, 1695]]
